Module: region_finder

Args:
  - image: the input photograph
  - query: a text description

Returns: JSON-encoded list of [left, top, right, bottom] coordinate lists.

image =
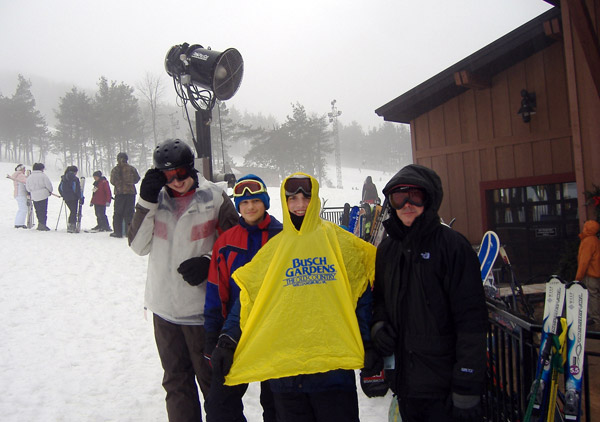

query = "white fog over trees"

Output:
[[0, 73, 412, 183]]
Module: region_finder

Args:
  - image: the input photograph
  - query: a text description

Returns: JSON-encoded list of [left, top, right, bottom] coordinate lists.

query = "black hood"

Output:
[[382, 164, 443, 213], [382, 164, 443, 241]]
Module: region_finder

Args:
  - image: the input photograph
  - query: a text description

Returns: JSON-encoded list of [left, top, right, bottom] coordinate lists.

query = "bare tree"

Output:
[[136, 72, 165, 149]]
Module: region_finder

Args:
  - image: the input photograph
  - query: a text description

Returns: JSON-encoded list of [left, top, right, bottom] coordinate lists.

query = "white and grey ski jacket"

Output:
[[128, 177, 238, 324], [25, 170, 53, 202]]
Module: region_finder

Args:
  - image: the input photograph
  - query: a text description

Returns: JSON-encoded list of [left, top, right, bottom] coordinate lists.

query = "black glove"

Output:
[[204, 330, 219, 359], [177, 256, 211, 286], [363, 342, 384, 376], [360, 343, 388, 398], [140, 168, 166, 203], [211, 334, 237, 384], [371, 321, 397, 356], [452, 393, 483, 422]]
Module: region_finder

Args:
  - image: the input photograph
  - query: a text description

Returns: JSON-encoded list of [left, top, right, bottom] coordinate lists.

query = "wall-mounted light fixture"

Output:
[[517, 89, 536, 123]]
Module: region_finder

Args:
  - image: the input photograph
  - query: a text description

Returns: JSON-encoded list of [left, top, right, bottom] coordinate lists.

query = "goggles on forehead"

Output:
[[285, 177, 312, 197], [162, 167, 191, 184], [388, 187, 426, 209], [233, 179, 267, 197]]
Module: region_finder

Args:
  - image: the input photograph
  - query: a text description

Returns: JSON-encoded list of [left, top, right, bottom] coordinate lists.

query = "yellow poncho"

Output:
[[226, 173, 376, 385]]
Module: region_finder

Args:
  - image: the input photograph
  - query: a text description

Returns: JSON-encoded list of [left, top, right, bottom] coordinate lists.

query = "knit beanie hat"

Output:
[[233, 174, 270, 212]]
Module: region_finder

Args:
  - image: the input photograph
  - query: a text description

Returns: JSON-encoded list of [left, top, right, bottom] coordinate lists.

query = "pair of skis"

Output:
[[75, 177, 86, 233], [524, 277, 588, 422]]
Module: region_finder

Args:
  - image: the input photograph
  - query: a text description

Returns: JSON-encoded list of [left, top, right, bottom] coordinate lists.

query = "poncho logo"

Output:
[[284, 257, 337, 287]]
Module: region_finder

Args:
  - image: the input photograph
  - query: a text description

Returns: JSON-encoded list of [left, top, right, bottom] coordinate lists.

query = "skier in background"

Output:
[[90, 170, 112, 232], [204, 174, 282, 422], [576, 220, 600, 326], [370, 164, 487, 422], [25, 162, 53, 231], [59, 165, 83, 233], [6, 164, 28, 228], [128, 139, 238, 422], [110, 152, 140, 238], [361, 175, 380, 205], [210, 173, 376, 422]]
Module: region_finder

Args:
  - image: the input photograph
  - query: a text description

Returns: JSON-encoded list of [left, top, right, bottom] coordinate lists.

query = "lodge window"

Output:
[[487, 182, 578, 281]]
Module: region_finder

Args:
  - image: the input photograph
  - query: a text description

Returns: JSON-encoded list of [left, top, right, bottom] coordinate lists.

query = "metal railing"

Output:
[[320, 206, 345, 225], [485, 299, 599, 421]]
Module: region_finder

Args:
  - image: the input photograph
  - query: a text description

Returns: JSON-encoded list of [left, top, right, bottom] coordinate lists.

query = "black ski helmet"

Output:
[[153, 139, 195, 170]]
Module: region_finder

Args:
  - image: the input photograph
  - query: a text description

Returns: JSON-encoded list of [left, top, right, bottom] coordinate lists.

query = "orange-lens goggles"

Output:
[[389, 189, 426, 209], [285, 177, 311, 197], [162, 167, 190, 184], [233, 179, 266, 197]]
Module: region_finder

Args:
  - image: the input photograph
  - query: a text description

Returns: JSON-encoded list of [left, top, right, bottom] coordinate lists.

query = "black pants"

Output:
[[112, 194, 135, 236], [153, 314, 212, 422], [33, 198, 48, 226], [205, 378, 277, 422], [65, 200, 77, 225], [94, 204, 110, 229], [272, 390, 359, 422], [398, 396, 453, 422]]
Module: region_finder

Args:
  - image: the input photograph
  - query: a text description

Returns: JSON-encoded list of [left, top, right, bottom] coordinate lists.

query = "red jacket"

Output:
[[91, 177, 112, 206]]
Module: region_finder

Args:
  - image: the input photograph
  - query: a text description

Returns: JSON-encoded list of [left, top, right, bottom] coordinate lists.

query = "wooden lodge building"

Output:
[[376, 1, 600, 280]]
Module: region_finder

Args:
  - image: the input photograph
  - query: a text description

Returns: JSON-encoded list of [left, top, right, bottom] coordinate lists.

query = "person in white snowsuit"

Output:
[[6, 164, 29, 228], [128, 139, 238, 422]]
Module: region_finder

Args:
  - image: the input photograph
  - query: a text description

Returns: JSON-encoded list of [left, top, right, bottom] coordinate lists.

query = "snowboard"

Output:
[[564, 282, 588, 421], [347, 206, 360, 234], [478, 231, 500, 283]]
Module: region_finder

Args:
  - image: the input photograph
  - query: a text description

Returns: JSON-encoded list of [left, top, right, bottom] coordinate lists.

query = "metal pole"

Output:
[[55, 200, 64, 231], [328, 100, 343, 189]]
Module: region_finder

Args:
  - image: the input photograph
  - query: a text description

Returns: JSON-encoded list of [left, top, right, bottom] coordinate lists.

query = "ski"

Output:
[[564, 282, 588, 422], [75, 177, 86, 233], [524, 276, 566, 422], [369, 203, 390, 247], [26, 194, 35, 229], [545, 317, 567, 422]]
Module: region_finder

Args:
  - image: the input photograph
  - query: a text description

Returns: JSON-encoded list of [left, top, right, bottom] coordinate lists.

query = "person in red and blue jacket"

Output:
[[204, 174, 282, 422]]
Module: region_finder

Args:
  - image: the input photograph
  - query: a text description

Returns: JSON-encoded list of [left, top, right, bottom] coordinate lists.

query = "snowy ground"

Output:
[[1, 161, 395, 421]]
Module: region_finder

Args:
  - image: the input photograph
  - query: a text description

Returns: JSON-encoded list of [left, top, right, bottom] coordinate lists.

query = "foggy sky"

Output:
[[0, 0, 553, 129]]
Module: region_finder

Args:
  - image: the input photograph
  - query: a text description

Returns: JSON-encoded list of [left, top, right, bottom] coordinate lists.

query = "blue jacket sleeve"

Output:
[[220, 298, 242, 342], [355, 286, 373, 342]]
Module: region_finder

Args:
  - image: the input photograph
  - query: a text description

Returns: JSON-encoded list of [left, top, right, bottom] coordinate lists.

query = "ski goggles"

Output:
[[388, 186, 426, 209], [162, 167, 191, 184], [233, 179, 267, 197], [284, 177, 311, 197]]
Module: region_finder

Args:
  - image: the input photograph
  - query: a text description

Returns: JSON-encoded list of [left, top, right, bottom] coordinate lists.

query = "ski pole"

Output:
[[55, 200, 64, 231]]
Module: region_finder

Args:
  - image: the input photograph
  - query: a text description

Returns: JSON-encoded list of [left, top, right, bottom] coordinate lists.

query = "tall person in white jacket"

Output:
[[25, 162, 53, 231], [128, 139, 238, 422]]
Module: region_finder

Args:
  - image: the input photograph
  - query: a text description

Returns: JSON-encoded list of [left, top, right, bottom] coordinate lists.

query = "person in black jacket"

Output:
[[59, 165, 83, 233], [370, 164, 487, 422]]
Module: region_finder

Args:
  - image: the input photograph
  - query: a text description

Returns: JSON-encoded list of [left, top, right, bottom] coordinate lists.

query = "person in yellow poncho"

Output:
[[210, 172, 377, 422]]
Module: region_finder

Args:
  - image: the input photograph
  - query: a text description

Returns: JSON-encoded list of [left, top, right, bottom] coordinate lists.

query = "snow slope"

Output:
[[0, 161, 394, 421]]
